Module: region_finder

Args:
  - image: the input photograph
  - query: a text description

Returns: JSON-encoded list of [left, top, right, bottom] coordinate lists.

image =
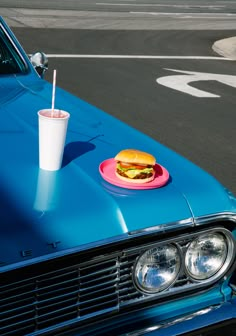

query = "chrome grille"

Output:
[[0, 255, 125, 335], [0, 250, 144, 335], [0, 226, 234, 335]]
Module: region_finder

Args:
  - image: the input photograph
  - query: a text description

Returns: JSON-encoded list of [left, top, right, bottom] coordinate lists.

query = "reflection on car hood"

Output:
[[0, 75, 235, 268]]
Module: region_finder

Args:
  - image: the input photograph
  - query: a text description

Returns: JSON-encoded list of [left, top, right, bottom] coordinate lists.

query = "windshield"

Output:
[[0, 24, 28, 75]]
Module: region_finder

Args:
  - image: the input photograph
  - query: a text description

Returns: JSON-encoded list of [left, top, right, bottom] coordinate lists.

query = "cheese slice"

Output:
[[125, 168, 153, 179]]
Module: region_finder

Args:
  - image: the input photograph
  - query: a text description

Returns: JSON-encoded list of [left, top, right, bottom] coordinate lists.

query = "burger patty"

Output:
[[116, 169, 153, 179]]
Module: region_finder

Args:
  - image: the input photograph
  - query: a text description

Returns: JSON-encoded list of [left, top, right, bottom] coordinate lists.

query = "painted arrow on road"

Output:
[[156, 68, 236, 97]]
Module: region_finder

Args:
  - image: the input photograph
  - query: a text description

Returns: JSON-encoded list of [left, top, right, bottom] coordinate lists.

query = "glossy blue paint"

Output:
[[0, 75, 234, 267], [0, 16, 236, 336], [0, 17, 236, 268]]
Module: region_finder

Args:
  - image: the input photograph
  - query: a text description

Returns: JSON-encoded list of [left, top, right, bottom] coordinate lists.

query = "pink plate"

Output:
[[99, 158, 169, 190]]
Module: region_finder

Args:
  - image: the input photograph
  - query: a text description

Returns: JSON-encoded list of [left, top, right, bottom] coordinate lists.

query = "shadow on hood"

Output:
[[62, 141, 96, 168]]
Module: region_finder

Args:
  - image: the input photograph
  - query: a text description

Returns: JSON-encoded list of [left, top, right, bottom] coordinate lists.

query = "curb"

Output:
[[212, 36, 236, 60]]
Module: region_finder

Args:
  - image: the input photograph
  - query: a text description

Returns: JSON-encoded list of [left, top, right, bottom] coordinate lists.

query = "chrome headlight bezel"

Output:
[[184, 229, 235, 282], [133, 243, 182, 294], [131, 227, 236, 296]]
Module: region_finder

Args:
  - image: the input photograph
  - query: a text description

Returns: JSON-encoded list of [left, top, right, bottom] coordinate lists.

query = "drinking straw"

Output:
[[51, 69, 56, 117]]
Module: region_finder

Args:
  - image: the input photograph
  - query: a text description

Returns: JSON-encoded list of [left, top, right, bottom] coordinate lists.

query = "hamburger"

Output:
[[114, 149, 156, 184]]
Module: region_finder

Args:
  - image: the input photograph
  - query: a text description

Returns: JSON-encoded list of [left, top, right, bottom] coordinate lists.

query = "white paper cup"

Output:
[[38, 109, 70, 171]]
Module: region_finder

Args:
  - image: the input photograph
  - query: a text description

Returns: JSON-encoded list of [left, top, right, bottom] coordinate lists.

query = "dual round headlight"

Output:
[[185, 232, 228, 280], [134, 244, 181, 293], [133, 230, 234, 294]]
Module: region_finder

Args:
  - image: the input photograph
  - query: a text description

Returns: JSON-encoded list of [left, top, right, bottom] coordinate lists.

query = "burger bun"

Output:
[[115, 149, 156, 166]]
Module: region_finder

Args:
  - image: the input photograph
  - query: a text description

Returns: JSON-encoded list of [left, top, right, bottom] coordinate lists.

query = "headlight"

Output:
[[185, 232, 228, 280], [134, 244, 181, 294]]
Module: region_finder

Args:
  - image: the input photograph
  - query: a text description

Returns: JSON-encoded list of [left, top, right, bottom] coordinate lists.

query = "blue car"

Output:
[[0, 16, 235, 336]]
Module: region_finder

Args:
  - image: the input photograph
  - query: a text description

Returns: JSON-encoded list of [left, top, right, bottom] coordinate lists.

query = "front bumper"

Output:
[[120, 299, 236, 336], [62, 298, 236, 336]]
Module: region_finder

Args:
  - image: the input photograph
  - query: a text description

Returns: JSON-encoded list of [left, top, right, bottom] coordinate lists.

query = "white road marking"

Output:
[[46, 54, 232, 60], [46, 55, 235, 97], [129, 12, 236, 18], [96, 3, 224, 8], [156, 68, 236, 97]]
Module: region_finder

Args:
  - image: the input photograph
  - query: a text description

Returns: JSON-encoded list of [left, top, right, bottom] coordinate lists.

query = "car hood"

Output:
[[0, 76, 235, 269]]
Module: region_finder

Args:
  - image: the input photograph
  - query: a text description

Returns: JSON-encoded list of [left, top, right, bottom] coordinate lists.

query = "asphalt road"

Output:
[[2, 0, 236, 13], [2, 0, 236, 29]]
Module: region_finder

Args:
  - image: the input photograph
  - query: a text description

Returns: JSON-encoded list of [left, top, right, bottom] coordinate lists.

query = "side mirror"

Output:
[[30, 52, 48, 78]]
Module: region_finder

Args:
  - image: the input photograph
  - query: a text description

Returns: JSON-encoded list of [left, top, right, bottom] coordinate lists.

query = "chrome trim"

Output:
[[194, 212, 236, 226], [0, 233, 128, 273], [129, 212, 236, 237], [0, 21, 28, 71], [2, 212, 235, 273], [129, 218, 194, 236], [122, 305, 220, 336], [1, 225, 234, 334]]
